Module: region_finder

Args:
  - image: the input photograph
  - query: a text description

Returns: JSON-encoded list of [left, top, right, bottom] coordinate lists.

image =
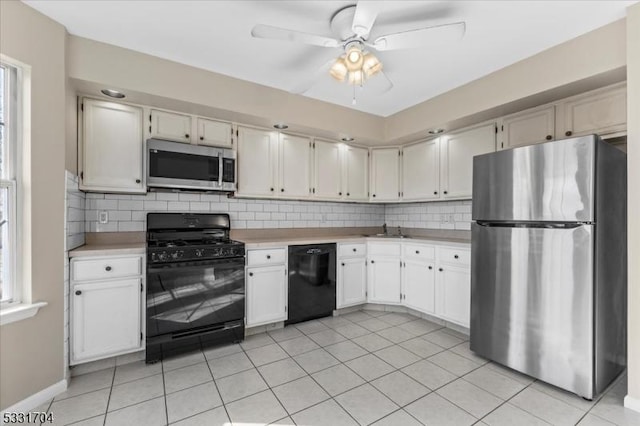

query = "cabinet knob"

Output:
[[371, 260, 375, 264], [185, 134, 190, 138], [105, 266, 112, 271], [339, 192, 342, 196], [281, 188, 284, 192], [352, 248, 357, 252], [439, 268, 443, 272], [372, 194, 376, 198], [546, 135, 553, 141], [266, 255, 271, 259], [341, 262, 345, 266], [249, 272, 254, 277], [75, 290, 82, 296], [200, 136, 204, 141], [428, 266, 433, 270], [347, 193, 350, 196], [135, 179, 141, 184], [565, 131, 573, 137], [454, 255, 459, 259], [270, 187, 274, 192], [415, 250, 420, 254], [443, 191, 448, 195], [434, 191, 438, 195]]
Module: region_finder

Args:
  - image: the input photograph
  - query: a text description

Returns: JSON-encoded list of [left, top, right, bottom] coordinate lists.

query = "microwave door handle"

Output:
[[219, 155, 223, 187]]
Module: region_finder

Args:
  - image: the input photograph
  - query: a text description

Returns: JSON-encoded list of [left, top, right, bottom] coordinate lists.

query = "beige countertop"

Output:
[[238, 234, 470, 249], [69, 243, 146, 258]]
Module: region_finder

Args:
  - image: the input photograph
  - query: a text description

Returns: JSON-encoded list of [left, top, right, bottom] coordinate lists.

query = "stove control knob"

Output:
[[157, 252, 168, 261], [171, 251, 184, 260], [195, 249, 204, 257]]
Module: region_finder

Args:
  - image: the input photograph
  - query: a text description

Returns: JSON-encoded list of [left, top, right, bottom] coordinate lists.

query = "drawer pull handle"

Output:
[[415, 250, 420, 254], [249, 272, 254, 277], [75, 290, 82, 296], [105, 266, 112, 271], [454, 255, 459, 259], [266, 255, 271, 259]]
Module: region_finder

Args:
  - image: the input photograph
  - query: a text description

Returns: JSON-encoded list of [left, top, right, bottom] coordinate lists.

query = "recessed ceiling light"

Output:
[[428, 128, 444, 135], [341, 136, 355, 142], [273, 123, 288, 130], [101, 89, 125, 99]]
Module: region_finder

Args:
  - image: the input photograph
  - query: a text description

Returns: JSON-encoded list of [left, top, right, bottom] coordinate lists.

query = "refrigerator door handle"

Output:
[[475, 221, 591, 229]]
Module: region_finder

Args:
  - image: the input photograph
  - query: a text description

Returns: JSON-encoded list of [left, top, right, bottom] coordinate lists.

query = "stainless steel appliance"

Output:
[[470, 135, 627, 399], [287, 244, 336, 324], [147, 138, 236, 192], [146, 213, 245, 363]]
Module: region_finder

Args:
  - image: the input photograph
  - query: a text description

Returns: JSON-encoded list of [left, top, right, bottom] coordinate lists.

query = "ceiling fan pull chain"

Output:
[[352, 84, 357, 105]]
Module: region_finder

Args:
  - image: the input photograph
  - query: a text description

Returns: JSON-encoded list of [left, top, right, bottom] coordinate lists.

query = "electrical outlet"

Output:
[[98, 210, 109, 224]]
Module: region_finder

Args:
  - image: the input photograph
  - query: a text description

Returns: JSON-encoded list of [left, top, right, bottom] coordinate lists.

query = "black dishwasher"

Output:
[[287, 244, 336, 325]]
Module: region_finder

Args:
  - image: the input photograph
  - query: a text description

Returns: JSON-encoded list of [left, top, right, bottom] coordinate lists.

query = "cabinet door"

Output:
[[246, 265, 287, 327], [402, 260, 435, 315], [81, 99, 144, 193], [501, 105, 555, 150], [237, 126, 278, 197], [314, 139, 342, 200], [367, 258, 401, 304], [440, 123, 496, 200], [197, 118, 233, 148], [71, 278, 141, 363], [150, 110, 192, 143], [279, 134, 312, 198], [338, 257, 367, 308], [436, 264, 470, 327], [370, 148, 400, 201], [402, 139, 439, 200], [558, 85, 626, 138], [344, 145, 369, 201]]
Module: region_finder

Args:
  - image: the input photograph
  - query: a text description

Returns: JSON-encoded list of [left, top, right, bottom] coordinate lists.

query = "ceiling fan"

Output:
[[251, 1, 466, 99]]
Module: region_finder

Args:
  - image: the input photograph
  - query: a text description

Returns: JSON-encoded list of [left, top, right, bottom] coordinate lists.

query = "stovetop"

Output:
[[147, 237, 245, 264]]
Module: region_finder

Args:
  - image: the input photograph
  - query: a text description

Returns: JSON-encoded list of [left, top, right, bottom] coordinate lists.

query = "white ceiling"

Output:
[[25, 0, 635, 117]]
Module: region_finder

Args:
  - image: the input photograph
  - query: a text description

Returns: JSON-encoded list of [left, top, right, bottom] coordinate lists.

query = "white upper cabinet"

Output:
[[556, 84, 626, 139], [314, 139, 342, 200], [343, 145, 369, 201], [197, 117, 233, 148], [279, 134, 312, 198], [440, 123, 496, 200], [501, 105, 555, 150], [150, 110, 192, 143], [80, 98, 144, 193], [402, 139, 439, 201], [237, 126, 278, 197], [370, 148, 400, 202]]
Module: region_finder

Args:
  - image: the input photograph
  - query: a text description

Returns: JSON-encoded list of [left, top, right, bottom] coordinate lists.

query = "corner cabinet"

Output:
[[367, 242, 402, 304], [440, 123, 496, 200], [343, 145, 369, 201], [79, 98, 145, 193], [245, 248, 288, 327], [401, 139, 440, 201], [70, 254, 145, 365], [370, 148, 400, 202]]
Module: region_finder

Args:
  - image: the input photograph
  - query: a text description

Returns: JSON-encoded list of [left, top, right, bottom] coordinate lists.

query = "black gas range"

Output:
[[146, 213, 245, 363]]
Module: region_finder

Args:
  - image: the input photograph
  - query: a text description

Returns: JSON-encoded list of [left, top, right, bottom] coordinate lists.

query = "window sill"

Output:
[[0, 302, 47, 326]]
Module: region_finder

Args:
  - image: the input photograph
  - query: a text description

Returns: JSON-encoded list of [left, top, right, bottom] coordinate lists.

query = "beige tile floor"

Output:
[[38, 310, 639, 425]]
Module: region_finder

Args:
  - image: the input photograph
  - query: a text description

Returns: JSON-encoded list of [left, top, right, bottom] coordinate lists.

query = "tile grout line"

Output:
[[202, 349, 233, 426]]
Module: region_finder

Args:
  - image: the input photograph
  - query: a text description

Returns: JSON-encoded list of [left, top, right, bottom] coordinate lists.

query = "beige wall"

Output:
[[626, 2, 640, 407], [65, 35, 78, 174], [0, 1, 66, 410], [385, 19, 627, 143], [67, 36, 385, 145]]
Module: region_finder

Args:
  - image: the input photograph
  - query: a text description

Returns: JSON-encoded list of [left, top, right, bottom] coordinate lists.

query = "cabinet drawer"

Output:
[[367, 242, 401, 257], [403, 244, 435, 261], [247, 248, 286, 266], [339, 243, 366, 258], [72, 256, 142, 281], [438, 247, 471, 266]]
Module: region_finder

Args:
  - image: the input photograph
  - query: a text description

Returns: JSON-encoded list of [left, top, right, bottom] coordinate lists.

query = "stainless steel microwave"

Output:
[[146, 139, 236, 192]]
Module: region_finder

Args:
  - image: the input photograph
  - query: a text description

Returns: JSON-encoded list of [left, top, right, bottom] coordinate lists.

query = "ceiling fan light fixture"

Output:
[[330, 57, 348, 82], [362, 53, 382, 78], [345, 44, 364, 72], [348, 70, 365, 86]]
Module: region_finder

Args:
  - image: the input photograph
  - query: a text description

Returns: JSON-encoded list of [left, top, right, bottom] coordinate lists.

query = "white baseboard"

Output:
[[624, 395, 640, 413], [0, 379, 67, 417]]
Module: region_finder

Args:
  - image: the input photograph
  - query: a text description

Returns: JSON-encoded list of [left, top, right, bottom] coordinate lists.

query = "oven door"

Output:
[[147, 139, 222, 190], [146, 257, 245, 339]]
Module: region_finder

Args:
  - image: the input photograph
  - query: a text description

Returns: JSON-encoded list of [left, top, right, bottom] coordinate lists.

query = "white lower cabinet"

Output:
[[402, 259, 436, 315], [367, 257, 402, 304], [70, 254, 145, 365], [435, 246, 471, 327], [246, 248, 288, 327], [337, 243, 367, 308]]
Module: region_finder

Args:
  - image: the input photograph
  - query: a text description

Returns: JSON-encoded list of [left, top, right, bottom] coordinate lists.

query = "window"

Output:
[[0, 60, 19, 307]]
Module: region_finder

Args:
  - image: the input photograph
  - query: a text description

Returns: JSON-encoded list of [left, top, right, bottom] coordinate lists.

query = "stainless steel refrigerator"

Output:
[[470, 135, 627, 399]]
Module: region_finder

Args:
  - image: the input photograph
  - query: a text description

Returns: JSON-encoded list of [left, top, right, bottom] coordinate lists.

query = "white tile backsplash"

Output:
[[384, 200, 473, 230]]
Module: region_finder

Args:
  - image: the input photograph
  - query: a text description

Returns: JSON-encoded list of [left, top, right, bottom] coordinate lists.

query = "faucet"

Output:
[[398, 226, 403, 237], [382, 223, 388, 236]]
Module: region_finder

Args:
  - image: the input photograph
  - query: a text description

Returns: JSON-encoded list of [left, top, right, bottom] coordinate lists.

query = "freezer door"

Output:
[[470, 222, 594, 398], [472, 136, 596, 222]]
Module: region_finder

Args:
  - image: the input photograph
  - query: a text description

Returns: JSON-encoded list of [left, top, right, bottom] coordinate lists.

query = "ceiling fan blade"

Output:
[[365, 70, 394, 95], [290, 58, 337, 94], [251, 24, 340, 48], [352, 1, 383, 39], [372, 21, 466, 51]]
